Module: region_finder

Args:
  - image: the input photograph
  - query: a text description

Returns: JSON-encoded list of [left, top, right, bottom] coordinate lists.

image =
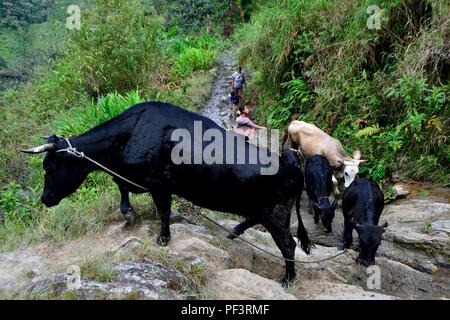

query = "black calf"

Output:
[[338, 178, 388, 266], [305, 155, 336, 233]]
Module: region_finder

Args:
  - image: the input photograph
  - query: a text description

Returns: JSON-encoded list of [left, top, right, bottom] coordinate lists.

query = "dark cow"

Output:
[[19, 101, 311, 284], [305, 155, 336, 234], [337, 178, 388, 266]]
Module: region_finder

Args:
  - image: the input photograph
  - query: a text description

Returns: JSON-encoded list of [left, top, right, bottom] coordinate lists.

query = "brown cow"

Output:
[[284, 121, 366, 190]]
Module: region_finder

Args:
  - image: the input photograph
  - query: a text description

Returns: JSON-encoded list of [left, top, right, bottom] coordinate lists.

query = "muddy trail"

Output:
[[0, 51, 448, 300]]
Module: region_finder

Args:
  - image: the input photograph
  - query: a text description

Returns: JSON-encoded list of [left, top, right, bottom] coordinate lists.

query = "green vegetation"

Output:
[[236, 0, 449, 185]]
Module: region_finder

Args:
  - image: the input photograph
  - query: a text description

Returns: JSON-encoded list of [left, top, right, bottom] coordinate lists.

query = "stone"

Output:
[[431, 220, 450, 234], [393, 183, 411, 197], [169, 237, 230, 270], [209, 269, 297, 300], [382, 200, 450, 249], [113, 236, 144, 255], [29, 259, 195, 300]]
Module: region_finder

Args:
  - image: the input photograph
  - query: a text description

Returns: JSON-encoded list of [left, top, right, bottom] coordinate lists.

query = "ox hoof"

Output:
[[281, 275, 296, 287], [226, 228, 240, 240], [124, 211, 136, 228], [157, 235, 171, 247], [337, 242, 346, 251]]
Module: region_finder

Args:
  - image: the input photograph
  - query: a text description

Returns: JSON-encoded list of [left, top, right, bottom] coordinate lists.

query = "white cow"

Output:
[[284, 120, 366, 191]]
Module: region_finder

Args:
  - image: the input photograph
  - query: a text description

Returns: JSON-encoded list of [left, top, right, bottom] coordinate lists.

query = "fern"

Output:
[[355, 124, 380, 138]]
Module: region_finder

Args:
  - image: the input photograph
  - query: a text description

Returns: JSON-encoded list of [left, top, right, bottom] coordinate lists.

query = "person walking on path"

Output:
[[231, 66, 246, 99]]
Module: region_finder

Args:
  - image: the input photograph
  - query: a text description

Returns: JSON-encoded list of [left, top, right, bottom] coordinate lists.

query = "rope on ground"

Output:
[[184, 212, 346, 265]]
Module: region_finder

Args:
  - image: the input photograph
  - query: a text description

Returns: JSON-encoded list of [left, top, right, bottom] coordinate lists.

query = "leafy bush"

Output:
[[56, 0, 163, 97], [55, 90, 143, 137], [172, 47, 216, 78], [0, 182, 34, 227]]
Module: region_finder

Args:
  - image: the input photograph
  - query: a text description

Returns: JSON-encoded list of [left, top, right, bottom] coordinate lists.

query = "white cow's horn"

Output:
[[18, 143, 56, 154]]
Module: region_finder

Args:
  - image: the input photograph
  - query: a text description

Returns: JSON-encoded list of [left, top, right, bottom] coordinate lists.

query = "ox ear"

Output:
[[353, 149, 361, 160]]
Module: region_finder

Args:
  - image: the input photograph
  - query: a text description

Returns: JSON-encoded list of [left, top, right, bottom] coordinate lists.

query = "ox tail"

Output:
[[296, 194, 312, 255]]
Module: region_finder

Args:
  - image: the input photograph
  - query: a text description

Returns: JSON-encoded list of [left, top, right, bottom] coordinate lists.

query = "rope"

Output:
[[57, 139, 149, 192], [195, 212, 346, 265], [59, 138, 346, 265]]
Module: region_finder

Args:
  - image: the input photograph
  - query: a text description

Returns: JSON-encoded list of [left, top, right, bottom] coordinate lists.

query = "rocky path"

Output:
[[201, 50, 237, 130]]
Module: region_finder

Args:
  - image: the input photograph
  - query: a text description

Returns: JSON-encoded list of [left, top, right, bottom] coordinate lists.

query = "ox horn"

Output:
[[41, 136, 51, 140], [18, 143, 56, 154]]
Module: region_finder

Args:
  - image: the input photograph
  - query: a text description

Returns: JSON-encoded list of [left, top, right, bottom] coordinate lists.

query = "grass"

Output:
[[80, 255, 116, 283], [422, 219, 433, 234]]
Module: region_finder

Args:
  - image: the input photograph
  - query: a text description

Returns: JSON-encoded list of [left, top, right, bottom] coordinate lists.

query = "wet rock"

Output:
[[393, 183, 411, 197], [29, 260, 195, 300], [209, 269, 297, 300]]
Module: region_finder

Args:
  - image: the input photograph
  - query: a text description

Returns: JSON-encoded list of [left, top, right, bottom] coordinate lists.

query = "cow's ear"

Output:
[[357, 160, 367, 168]]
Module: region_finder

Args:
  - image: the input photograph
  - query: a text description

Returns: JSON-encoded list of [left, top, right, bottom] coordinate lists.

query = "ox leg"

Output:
[[152, 191, 172, 247], [227, 217, 258, 240], [262, 207, 297, 286], [338, 219, 353, 250], [118, 184, 135, 227], [263, 221, 297, 286]]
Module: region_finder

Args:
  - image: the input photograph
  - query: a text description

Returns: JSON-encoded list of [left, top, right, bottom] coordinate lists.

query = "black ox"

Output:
[[19, 102, 312, 284]]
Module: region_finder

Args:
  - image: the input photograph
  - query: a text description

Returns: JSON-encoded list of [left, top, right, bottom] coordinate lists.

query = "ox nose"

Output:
[[41, 193, 59, 207], [323, 227, 332, 234]]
